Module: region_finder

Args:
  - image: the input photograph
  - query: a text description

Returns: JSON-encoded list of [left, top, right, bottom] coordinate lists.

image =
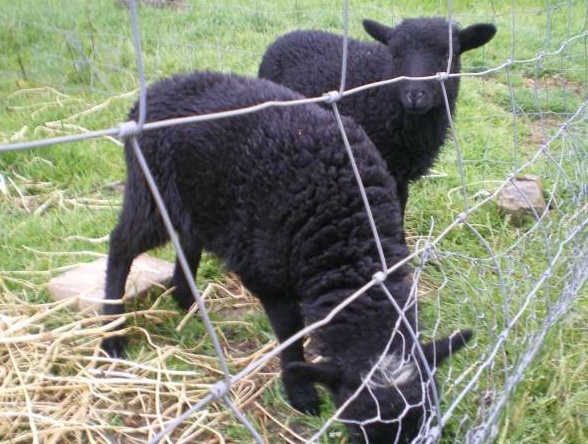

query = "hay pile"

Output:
[[0, 276, 315, 443]]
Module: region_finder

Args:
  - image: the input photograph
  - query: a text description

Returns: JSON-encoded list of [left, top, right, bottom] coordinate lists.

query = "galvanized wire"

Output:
[[0, 1, 587, 443]]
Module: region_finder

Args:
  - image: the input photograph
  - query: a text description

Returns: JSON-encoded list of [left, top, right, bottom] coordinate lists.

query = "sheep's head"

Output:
[[363, 17, 496, 114], [286, 329, 472, 443]]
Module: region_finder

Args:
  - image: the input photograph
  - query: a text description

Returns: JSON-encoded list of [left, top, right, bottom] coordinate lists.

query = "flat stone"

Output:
[[496, 174, 547, 226], [48, 254, 174, 312]]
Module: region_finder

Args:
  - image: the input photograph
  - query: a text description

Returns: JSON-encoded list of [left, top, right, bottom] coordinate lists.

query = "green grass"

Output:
[[0, 0, 586, 442]]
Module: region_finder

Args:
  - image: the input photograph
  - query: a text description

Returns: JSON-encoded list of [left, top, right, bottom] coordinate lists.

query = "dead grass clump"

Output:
[[0, 275, 318, 443]]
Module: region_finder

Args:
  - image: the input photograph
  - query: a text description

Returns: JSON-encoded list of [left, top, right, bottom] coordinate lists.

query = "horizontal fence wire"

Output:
[[0, 0, 587, 443]]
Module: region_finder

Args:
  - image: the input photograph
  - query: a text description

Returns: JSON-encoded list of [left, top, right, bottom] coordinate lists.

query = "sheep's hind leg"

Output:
[[260, 296, 321, 415], [101, 214, 168, 358], [170, 235, 204, 311]]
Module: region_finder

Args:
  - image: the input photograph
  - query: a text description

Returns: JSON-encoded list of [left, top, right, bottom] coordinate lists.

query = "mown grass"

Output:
[[1, 0, 587, 442]]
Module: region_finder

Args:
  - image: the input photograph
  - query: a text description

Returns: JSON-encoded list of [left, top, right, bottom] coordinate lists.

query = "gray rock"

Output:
[[497, 174, 547, 226], [48, 254, 174, 312]]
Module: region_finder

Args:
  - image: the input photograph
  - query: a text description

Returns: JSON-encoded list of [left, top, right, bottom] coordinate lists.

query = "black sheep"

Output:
[[258, 17, 497, 218], [101, 71, 471, 443]]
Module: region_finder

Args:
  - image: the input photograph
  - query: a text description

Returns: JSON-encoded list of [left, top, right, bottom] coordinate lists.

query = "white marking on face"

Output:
[[367, 353, 417, 389]]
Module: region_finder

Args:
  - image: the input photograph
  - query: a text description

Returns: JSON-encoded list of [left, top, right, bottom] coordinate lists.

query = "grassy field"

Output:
[[1, 0, 587, 442]]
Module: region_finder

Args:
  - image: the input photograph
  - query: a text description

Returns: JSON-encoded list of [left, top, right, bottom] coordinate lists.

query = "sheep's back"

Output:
[[124, 71, 405, 296], [259, 30, 406, 175], [259, 30, 391, 98]]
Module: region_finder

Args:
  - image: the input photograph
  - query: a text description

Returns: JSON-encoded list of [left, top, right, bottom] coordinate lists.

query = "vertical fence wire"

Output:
[[125, 1, 263, 442]]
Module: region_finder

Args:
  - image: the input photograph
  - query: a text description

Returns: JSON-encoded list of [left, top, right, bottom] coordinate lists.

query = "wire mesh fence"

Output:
[[1, 0, 587, 443]]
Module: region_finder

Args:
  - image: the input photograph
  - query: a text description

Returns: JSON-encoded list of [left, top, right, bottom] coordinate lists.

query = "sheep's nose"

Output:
[[406, 90, 425, 105], [403, 89, 430, 113]]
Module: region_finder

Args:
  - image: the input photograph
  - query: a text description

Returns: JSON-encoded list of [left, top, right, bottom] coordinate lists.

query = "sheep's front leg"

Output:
[[259, 296, 321, 415]]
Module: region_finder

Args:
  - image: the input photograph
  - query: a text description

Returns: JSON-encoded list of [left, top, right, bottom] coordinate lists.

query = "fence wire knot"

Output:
[[209, 380, 231, 399], [323, 90, 342, 104], [436, 72, 450, 81], [117, 120, 142, 139], [418, 241, 437, 264], [372, 271, 388, 285]]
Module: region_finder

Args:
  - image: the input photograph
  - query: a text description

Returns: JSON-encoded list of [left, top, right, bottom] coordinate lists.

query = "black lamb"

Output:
[[258, 17, 497, 218], [101, 71, 471, 443]]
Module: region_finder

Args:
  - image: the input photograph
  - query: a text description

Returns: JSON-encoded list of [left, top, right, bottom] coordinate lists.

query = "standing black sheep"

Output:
[[258, 17, 497, 218], [101, 71, 471, 443]]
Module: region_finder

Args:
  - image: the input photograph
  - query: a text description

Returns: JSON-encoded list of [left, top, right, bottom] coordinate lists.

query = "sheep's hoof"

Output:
[[101, 335, 127, 359], [287, 384, 321, 416], [173, 291, 196, 311], [282, 372, 321, 415]]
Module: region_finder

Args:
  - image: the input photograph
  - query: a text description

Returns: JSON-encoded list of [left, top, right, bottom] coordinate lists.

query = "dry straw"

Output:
[[0, 275, 312, 443]]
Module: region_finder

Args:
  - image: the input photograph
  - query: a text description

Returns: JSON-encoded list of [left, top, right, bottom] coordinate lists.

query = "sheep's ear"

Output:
[[459, 23, 497, 53], [285, 361, 343, 389], [363, 19, 393, 45], [421, 328, 472, 367]]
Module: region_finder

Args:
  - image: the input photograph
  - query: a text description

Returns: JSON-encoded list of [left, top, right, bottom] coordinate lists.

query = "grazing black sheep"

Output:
[[101, 71, 471, 443], [258, 17, 497, 218]]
